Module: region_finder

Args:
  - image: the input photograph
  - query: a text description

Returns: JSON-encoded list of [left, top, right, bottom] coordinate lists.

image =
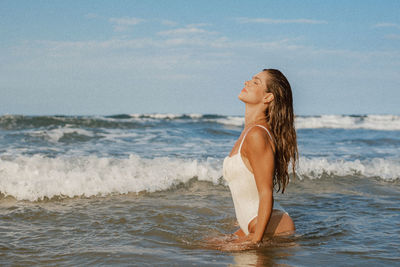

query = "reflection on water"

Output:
[[230, 239, 298, 267], [201, 230, 298, 266], [232, 251, 260, 266]]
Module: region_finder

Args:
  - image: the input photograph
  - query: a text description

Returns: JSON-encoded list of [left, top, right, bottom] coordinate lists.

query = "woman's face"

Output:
[[238, 71, 271, 105]]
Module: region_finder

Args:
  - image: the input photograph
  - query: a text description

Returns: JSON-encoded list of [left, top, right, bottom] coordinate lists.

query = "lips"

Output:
[[241, 88, 247, 93]]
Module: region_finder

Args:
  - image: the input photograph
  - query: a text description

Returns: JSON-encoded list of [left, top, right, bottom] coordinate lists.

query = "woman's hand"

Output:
[[218, 233, 261, 251]]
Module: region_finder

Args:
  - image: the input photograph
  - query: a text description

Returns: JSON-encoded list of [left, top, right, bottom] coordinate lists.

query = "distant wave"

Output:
[[0, 154, 398, 201], [1, 114, 400, 130], [130, 113, 400, 130], [295, 114, 400, 130], [29, 127, 96, 143], [128, 113, 204, 119]]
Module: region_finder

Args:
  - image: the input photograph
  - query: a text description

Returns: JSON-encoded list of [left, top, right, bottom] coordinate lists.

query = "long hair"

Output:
[[263, 69, 298, 193]]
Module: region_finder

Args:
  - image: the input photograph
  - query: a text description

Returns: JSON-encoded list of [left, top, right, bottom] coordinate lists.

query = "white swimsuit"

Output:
[[223, 125, 288, 235]]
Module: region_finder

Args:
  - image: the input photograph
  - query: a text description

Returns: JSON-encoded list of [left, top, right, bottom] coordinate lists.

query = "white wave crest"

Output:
[[295, 114, 400, 130], [129, 113, 203, 119], [126, 114, 400, 130], [204, 116, 244, 127], [1, 155, 398, 201], [29, 127, 94, 143], [297, 157, 400, 181], [0, 155, 222, 201]]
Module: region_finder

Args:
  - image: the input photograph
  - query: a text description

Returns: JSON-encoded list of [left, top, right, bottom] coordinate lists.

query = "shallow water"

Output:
[[1, 114, 400, 266], [1, 178, 399, 266]]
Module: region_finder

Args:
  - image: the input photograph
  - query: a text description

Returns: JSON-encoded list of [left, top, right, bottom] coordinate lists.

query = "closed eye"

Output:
[[252, 76, 262, 85]]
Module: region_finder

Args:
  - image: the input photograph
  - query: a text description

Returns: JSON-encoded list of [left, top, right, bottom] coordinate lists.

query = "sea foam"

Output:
[[30, 127, 95, 143], [0, 154, 221, 201], [207, 114, 400, 130], [297, 157, 400, 181], [0, 154, 398, 201], [295, 114, 400, 130]]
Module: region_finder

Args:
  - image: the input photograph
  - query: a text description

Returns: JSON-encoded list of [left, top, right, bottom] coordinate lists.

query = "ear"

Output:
[[264, 92, 274, 104]]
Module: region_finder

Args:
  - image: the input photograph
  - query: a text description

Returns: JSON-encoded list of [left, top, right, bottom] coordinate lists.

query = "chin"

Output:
[[238, 94, 245, 102]]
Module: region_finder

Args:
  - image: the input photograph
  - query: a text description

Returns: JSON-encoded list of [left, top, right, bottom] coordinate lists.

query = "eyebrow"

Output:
[[253, 76, 262, 82]]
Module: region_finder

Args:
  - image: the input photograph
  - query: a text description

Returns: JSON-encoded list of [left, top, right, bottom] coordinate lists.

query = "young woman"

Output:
[[222, 69, 298, 249]]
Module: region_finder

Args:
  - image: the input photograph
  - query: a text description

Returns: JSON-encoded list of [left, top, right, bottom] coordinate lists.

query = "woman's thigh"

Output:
[[266, 210, 295, 235], [248, 210, 295, 236]]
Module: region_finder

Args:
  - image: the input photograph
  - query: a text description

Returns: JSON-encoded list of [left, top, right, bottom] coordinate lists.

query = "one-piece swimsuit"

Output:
[[223, 125, 288, 235]]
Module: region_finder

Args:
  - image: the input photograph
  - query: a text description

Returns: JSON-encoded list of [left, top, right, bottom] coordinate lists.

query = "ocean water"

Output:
[[0, 114, 399, 266]]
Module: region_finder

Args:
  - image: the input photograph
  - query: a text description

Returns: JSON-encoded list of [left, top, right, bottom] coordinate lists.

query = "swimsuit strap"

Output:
[[238, 125, 274, 154]]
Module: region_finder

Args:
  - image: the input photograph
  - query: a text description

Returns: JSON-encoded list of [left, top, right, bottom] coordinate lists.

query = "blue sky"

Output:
[[1, 0, 399, 116]]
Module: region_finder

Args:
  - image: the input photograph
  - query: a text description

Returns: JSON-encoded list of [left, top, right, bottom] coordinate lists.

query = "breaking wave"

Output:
[[0, 154, 398, 201]]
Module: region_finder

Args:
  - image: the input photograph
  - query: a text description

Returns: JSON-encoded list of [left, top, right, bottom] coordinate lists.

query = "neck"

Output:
[[244, 103, 267, 128]]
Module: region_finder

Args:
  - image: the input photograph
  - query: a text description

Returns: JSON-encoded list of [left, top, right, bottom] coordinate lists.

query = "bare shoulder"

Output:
[[243, 126, 273, 155]]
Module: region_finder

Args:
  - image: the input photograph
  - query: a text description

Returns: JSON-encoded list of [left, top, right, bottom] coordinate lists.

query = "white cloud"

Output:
[[4, 30, 400, 115], [109, 17, 144, 32], [35, 38, 157, 51], [15, 35, 395, 71], [385, 34, 400, 40], [373, 22, 400, 30], [187, 23, 211, 27], [161, 20, 178, 26], [236, 17, 328, 25], [84, 13, 98, 19], [32, 36, 227, 52], [157, 26, 217, 36]]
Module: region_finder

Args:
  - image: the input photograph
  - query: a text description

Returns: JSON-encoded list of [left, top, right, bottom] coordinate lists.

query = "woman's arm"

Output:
[[243, 127, 275, 243], [233, 228, 246, 238]]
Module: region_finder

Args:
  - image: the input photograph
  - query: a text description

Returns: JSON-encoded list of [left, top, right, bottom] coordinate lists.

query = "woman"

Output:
[[222, 69, 298, 249]]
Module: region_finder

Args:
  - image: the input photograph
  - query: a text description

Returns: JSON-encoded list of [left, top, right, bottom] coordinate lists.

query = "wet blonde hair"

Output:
[[263, 69, 298, 193]]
